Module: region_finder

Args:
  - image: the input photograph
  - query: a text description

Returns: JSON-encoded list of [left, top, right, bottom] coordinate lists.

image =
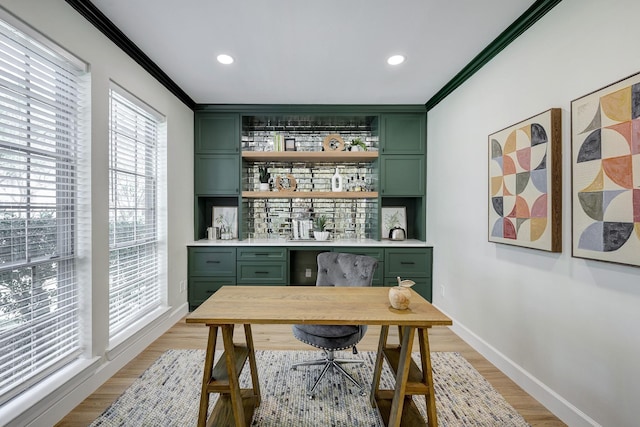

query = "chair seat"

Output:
[[292, 324, 367, 350]]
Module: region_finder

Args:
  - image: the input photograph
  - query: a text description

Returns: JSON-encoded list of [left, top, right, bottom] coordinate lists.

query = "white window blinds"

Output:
[[108, 86, 162, 338], [0, 17, 87, 402]]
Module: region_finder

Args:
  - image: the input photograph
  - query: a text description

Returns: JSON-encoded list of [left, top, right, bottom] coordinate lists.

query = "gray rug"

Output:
[[90, 349, 529, 426]]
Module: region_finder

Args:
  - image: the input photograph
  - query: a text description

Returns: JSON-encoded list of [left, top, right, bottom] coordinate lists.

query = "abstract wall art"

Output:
[[571, 72, 640, 267], [488, 108, 562, 251]]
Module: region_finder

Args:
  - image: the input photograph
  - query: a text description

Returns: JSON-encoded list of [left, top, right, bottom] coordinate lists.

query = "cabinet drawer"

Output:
[[237, 262, 286, 284], [237, 247, 286, 261], [336, 247, 384, 261], [383, 276, 432, 302], [189, 247, 236, 276], [385, 248, 432, 277], [188, 277, 235, 310]]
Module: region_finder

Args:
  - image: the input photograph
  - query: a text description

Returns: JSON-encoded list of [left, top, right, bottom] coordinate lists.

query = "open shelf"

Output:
[[242, 191, 378, 199], [242, 151, 378, 163]]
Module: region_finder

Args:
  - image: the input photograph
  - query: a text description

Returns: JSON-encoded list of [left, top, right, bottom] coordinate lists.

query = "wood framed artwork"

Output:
[[571, 72, 640, 267], [488, 108, 562, 252]]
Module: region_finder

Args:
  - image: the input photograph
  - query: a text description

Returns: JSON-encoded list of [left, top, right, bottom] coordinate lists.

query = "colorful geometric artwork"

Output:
[[488, 109, 562, 252], [572, 72, 640, 266]]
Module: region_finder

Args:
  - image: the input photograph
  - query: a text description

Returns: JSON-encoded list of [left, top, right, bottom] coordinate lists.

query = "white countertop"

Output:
[[187, 238, 432, 247]]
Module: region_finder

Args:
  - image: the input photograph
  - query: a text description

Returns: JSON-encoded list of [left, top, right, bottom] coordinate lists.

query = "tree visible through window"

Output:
[[0, 16, 87, 401], [108, 85, 163, 339]]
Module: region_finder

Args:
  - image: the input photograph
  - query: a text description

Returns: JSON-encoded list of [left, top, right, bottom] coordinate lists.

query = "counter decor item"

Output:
[[381, 206, 406, 240], [331, 168, 343, 192], [313, 215, 329, 241], [285, 137, 296, 151], [213, 206, 237, 240], [349, 138, 367, 151], [388, 276, 415, 310], [258, 165, 270, 191]]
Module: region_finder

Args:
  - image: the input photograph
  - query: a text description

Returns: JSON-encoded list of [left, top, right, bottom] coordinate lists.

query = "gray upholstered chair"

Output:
[[291, 252, 378, 398]]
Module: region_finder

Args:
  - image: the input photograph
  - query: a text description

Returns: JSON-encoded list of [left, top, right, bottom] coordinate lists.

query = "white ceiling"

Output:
[[91, 0, 537, 105]]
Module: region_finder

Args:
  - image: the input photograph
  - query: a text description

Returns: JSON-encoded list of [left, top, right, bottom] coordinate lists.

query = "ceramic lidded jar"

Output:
[[388, 276, 415, 310]]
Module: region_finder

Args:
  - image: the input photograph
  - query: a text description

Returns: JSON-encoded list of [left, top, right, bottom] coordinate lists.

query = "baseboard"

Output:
[[8, 302, 189, 427], [443, 313, 600, 427]]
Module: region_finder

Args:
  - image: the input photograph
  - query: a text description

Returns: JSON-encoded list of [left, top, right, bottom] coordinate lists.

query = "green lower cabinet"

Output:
[[237, 262, 287, 285], [188, 277, 235, 311], [384, 247, 432, 301]]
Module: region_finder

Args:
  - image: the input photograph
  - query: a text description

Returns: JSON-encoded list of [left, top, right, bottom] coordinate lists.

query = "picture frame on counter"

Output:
[[212, 206, 237, 239], [381, 206, 407, 240]]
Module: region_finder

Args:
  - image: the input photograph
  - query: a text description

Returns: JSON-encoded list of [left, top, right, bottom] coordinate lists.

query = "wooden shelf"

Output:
[[383, 346, 429, 395], [242, 191, 378, 199], [208, 390, 257, 427], [207, 345, 249, 393], [375, 391, 427, 427], [242, 151, 378, 162]]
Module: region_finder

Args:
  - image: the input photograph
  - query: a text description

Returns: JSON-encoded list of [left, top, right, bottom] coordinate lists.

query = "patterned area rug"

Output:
[[91, 349, 529, 427]]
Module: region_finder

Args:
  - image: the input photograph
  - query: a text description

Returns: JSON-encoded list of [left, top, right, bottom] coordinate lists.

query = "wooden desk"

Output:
[[186, 286, 452, 427]]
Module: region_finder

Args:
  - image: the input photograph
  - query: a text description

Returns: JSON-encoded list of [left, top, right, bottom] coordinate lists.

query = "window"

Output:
[[108, 85, 164, 339], [0, 17, 88, 402]]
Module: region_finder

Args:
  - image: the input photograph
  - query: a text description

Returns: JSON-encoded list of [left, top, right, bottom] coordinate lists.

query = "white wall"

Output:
[[428, 0, 640, 425], [0, 1, 193, 425]]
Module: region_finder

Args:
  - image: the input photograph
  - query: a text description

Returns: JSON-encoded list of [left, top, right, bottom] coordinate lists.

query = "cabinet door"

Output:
[[195, 113, 239, 153], [195, 155, 239, 195], [381, 155, 425, 196], [384, 248, 432, 277], [188, 277, 235, 310], [381, 114, 425, 154], [189, 247, 237, 276]]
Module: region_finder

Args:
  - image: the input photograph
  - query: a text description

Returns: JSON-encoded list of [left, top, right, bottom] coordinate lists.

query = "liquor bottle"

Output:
[[331, 168, 343, 192]]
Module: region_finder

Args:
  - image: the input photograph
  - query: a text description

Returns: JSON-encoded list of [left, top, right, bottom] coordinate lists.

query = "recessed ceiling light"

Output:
[[217, 54, 234, 65], [387, 55, 405, 66]]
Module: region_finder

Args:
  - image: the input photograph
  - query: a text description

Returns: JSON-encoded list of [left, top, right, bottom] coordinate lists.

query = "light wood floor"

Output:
[[56, 319, 566, 426]]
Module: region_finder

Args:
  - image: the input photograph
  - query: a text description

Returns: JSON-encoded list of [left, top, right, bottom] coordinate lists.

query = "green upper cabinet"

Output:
[[195, 154, 240, 195], [195, 113, 240, 153], [380, 155, 425, 196], [380, 113, 425, 154]]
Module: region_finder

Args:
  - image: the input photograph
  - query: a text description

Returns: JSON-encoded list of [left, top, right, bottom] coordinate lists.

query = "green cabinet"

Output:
[[384, 247, 432, 302], [187, 247, 237, 310], [195, 113, 240, 153], [237, 247, 287, 285], [381, 113, 425, 154], [380, 155, 425, 196], [195, 154, 239, 195]]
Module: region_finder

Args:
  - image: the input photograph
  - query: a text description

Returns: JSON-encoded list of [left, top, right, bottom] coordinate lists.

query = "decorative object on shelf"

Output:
[[571, 71, 640, 267], [389, 226, 406, 241], [489, 108, 561, 252], [349, 138, 367, 152], [258, 165, 271, 191], [388, 276, 415, 310], [331, 167, 343, 192], [275, 174, 297, 192], [313, 215, 329, 241], [381, 207, 407, 240], [322, 134, 345, 151], [212, 206, 237, 240], [285, 137, 296, 151]]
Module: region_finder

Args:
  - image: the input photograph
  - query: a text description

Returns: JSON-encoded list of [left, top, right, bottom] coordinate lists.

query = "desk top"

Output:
[[186, 286, 452, 327]]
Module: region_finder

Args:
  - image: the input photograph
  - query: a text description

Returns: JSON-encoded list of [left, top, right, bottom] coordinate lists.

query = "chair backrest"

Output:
[[316, 252, 378, 288]]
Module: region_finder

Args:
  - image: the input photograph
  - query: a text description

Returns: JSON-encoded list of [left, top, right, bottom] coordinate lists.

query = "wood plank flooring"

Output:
[[55, 319, 566, 426]]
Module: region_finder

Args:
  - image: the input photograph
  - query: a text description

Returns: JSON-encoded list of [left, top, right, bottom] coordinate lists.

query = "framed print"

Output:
[[488, 108, 562, 252], [285, 138, 296, 151], [381, 207, 406, 239], [212, 206, 237, 239], [571, 72, 640, 267]]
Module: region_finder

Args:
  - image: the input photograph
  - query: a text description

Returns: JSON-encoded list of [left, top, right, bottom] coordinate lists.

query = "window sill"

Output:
[[106, 306, 172, 361]]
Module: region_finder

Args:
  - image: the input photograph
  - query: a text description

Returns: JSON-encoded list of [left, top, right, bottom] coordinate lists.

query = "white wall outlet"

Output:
[[180, 280, 186, 293], [440, 285, 445, 298], [305, 268, 312, 278]]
